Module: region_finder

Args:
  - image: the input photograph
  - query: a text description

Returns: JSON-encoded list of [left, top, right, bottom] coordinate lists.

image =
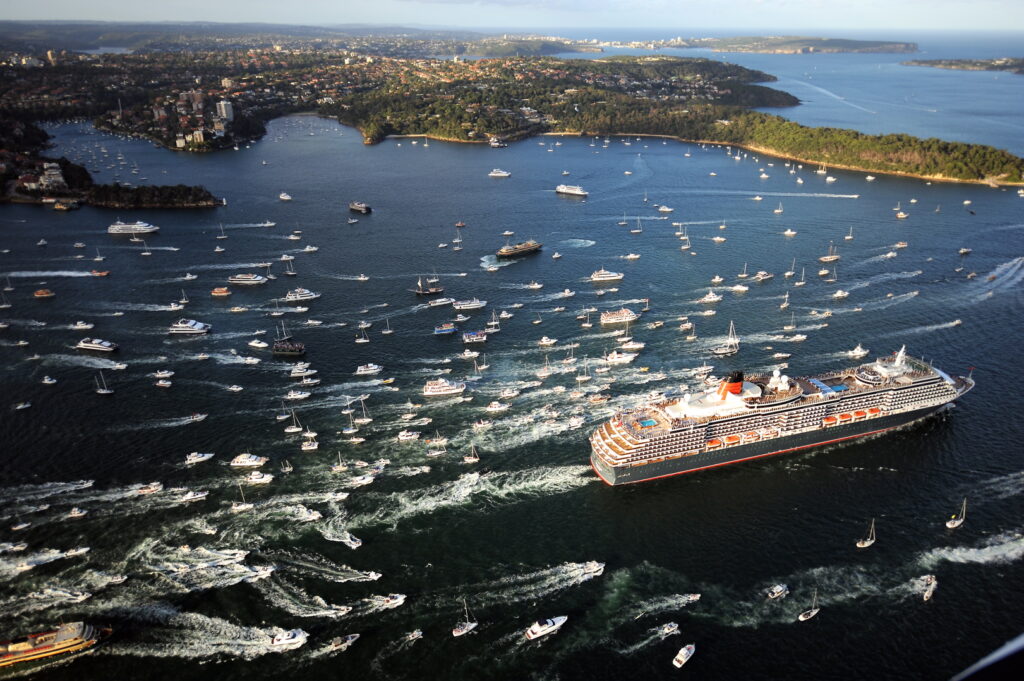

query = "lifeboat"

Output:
[[743, 431, 760, 441], [33, 289, 55, 298], [823, 416, 838, 426], [211, 287, 232, 297], [853, 410, 867, 420], [725, 434, 742, 445], [90, 270, 110, 277], [706, 439, 723, 450], [868, 407, 881, 415], [838, 413, 853, 422]]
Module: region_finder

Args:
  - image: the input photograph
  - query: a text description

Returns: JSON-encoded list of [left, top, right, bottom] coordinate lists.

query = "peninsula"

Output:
[[903, 57, 1024, 75]]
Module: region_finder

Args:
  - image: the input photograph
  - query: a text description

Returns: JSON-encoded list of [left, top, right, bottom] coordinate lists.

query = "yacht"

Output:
[[231, 453, 268, 468], [555, 184, 587, 197], [71, 320, 94, 330], [227, 273, 268, 286], [178, 490, 208, 503], [766, 584, 789, 599], [590, 268, 624, 282], [168, 319, 211, 335], [41, 375, 57, 385], [697, 289, 722, 304], [136, 481, 163, 495], [76, 338, 118, 352], [488, 168, 511, 178], [525, 616, 567, 640], [269, 630, 307, 650], [538, 336, 558, 346], [453, 298, 487, 310], [284, 390, 311, 400], [284, 287, 320, 302], [355, 363, 383, 375], [423, 378, 467, 396], [246, 471, 274, 485], [672, 644, 696, 668], [279, 192, 292, 201], [783, 228, 797, 236], [185, 451, 214, 465]]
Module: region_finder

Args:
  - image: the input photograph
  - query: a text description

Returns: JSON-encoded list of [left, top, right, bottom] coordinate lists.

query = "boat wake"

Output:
[[559, 239, 597, 248], [105, 604, 304, 660], [971, 256, 1024, 301], [847, 270, 923, 291], [109, 414, 209, 432], [347, 466, 592, 531], [253, 576, 354, 618], [0, 480, 94, 506], [262, 549, 381, 583], [786, 78, 877, 114], [918, 530, 1024, 568], [875, 319, 962, 339], [2, 270, 94, 278]]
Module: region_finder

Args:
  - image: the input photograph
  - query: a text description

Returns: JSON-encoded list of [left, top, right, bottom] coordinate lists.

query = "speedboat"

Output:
[[923, 575, 938, 601], [329, 634, 360, 651], [41, 375, 57, 385], [284, 390, 311, 400], [766, 584, 789, 599], [659, 622, 680, 636], [178, 490, 208, 503], [340, 531, 362, 549], [66, 507, 88, 518], [382, 593, 406, 608], [672, 643, 695, 668], [269, 629, 307, 650], [525, 616, 567, 640]]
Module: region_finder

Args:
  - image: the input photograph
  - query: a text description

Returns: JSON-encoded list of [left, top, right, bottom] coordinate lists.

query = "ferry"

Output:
[[283, 288, 320, 302], [600, 308, 640, 325], [0, 622, 111, 668], [227, 273, 268, 285], [434, 322, 458, 335], [590, 347, 974, 485], [107, 220, 159, 235], [555, 184, 588, 197], [423, 378, 466, 396], [496, 240, 543, 258], [453, 298, 487, 310]]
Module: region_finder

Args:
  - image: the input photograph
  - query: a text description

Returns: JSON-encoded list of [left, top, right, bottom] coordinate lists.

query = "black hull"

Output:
[[591, 403, 948, 486], [496, 248, 542, 259]]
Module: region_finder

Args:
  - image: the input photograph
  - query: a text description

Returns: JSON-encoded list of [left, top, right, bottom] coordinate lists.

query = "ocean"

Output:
[[1, 37, 1023, 680]]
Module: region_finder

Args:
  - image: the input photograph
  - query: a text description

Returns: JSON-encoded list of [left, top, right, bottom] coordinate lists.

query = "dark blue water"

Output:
[[1, 48, 1023, 681]]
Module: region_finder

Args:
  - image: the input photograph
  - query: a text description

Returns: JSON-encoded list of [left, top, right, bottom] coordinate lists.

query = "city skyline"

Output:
[[4, 0, 1023, 33]]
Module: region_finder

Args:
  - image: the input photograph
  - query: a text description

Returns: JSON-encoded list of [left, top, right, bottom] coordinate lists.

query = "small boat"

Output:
[[452, 597, 479, 637], [525, 616, 567, 640], [773, 202, 783, 214], [268, 629, 307, 649], [856, 518, 876, 548], [672, 644, 695, 668], [382, 593, 406, 609], [922, 575, 938, 601], [945, 497, 966, 529], [94, 371, 114, 395], [798, 588, 820, 621], [766, 584, 789, 600]]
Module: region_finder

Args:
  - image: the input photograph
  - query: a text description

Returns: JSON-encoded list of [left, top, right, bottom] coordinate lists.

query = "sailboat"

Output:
[[95, 371, 114, 395], [3, 277, 13, 292], [179, 289, 189, 305], [342, 412, 359, 434], [737, 263, 749, 279], [844, 227, 854, 241], [140, 239, 152, 256], [819, 242, 841, 263], [945, 497, 967, 529], [784, 258, 796, 278], [580, 312, 592, 328], [797, 588, 820, 621], [618, 212, 628, 226], [231, 482, 254, 512], [630, 218, 643, 234], [533, 312, 543, 325], [463, 444, 480, 464], [353, 398, 373, 424], [216, 224, 228, 240], [783, 311, 796, 331], [794, 267, 807, 287], [679, 227, 691, 250], [575, 358, 592, 383], [381, 318, 394, 335], [779, 292, 790, 310], [711, 321, 739, 356], [452, 597, 479, 637], [773, 202, 784, 214], [856, 518, 876, 548], [284, 410, 303, 434], [284, 260, 296, 276], [93, 248, 105, 262]]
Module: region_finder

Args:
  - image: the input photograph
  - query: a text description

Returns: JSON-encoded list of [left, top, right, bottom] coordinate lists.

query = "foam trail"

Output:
[[263, 549, 382, 583], [109, 415, 209, 432], [253, 576, 354, 618], [786, 78, 878, 113], [875, 319, 962, 339], [918, 530, 1024, 568], [2, 270, 94, 278]]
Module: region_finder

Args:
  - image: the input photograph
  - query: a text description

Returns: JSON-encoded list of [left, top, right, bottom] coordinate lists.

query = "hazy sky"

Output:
[[7, 0, 1022, 32]]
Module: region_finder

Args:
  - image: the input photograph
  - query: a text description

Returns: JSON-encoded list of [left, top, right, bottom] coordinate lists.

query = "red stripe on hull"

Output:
[[593, 422, 903, 486]]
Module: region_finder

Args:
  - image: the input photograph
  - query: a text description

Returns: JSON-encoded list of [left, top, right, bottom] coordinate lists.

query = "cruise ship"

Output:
[[1, 622, 111, 668], [423, 378, 467, 396], [107, 220, 159, 235], [555, 184, 588, 197], [168, 319, 211, 335], [496, 240, 542, 258], [589, 348, 974, 486]]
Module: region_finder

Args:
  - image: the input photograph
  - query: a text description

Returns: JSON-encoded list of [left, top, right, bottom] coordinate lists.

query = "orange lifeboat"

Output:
[[706, 439, 723, 450], [823, 415, 838, 426], [725, 434, 742, 445], [854, 410, 867, 420], [838, 413, 853, 422], [868, 407, 881, 415], [211, 287, 232, 297], [90, 270, 110, 277], [33, 288, 55, 298]]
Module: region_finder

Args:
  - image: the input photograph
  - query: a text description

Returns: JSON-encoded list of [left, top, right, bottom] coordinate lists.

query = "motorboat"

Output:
[[382, 593, 406, 608], [269, 629, 307, 649], [185, 451, 214, 465], [168, 319, 211, 335], [76, 338, 118, 352], [245, 471, 274, 485], [230, 453, 268, 468], [355, 363, 383, 375], [525, 616, 567, 640], [136, 481, 163, 495], [672, 644, 696, 668], [766, 584, 789, 599]]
